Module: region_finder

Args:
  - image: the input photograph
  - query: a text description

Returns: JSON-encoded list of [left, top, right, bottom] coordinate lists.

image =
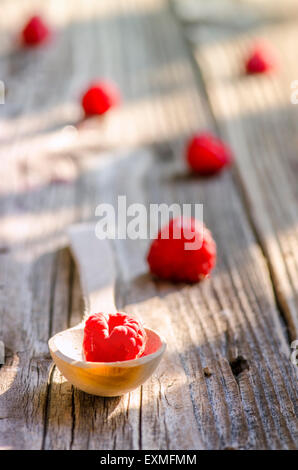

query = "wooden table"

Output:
[[0, 0, 297, 450]]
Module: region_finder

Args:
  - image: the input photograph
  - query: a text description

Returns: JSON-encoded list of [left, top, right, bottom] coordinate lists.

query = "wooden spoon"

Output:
[[48, 223, 166, 397]]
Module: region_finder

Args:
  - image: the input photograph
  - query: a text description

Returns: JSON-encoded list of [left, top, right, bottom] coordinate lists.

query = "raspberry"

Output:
[[186, 132, 232, 175], [245, 44, 275, 74], [21, 16, 50, 47], [81, 81, 120, 116], [147, 217, 216, 283], [83, 312, 147, 362]]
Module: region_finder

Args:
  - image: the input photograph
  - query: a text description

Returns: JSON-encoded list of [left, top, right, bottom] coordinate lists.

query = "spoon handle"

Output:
[[68, 223, 117, 319]]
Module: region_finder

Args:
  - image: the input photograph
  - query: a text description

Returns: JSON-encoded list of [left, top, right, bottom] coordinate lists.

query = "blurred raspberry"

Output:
[[21, 16, 50, 46], [186, 132, 232, 175], [83, 312, 147, 362], [245, 43, 276, 74], [147, 217, 216, 283], [81, 81, 120, 116]]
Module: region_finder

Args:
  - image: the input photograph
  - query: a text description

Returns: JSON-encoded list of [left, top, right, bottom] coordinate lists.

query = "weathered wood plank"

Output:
[[0, 0, 297, 451], [184, 19, 298, 340], [109, 153, 297, 449], [0, 0, 208, 449], [172, 0, 298, 26]]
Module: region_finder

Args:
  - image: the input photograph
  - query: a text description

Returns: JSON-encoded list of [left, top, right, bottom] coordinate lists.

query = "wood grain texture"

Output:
[[172, 0, 298, 25], [184, 17, 298, 340], [0, 0, 297, 450]]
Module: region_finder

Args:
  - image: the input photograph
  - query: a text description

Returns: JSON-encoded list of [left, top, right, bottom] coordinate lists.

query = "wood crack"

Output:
[[48, 254, 59, 339], [41, 364, 55, 450], [70, 387, 76, 450], [138, 386, 143, 450]]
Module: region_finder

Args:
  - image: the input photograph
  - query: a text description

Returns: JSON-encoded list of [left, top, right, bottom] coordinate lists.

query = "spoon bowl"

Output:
[[49, 325, 166, 396], [48, 224, 166, 397]]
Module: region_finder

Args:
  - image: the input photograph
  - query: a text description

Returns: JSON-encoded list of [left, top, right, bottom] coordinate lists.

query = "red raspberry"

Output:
[[21, 16, 50, 47], [245, 44, 275, 74], [147, 217, 216, 283], [81, 81, 120, 116], [186, 132, 232, 175], [83, 312, 147, 362]]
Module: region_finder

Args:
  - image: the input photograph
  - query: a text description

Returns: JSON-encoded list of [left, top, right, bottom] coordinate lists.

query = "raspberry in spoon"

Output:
[[83, 312, 147, 362]]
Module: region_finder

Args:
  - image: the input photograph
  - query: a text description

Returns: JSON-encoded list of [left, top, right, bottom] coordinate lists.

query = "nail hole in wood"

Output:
[[203, 367, 212, 378], [229, 356, 249, 377]]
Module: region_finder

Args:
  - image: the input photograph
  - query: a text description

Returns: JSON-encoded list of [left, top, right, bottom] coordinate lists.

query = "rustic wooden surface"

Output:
[[0, 0, 297, 450]]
